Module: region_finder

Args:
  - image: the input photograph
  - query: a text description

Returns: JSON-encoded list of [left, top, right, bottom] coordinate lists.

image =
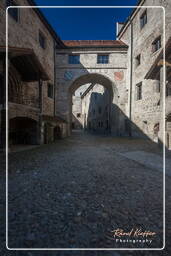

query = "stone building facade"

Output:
[[55, 40, 128, 136], [55, 0, 171, 149], [71, 84, 90, 130], [81, 84, 111, 134], [0, 0, 67, 149], [0, 0, 170, 150], [117, 0, 171, 148]]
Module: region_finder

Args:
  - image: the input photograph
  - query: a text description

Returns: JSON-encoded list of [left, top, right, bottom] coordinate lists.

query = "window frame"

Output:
[[135, 54, 141, 67], [140, 9, 147, 30], [136, 82, 142, 100], [39, 30, 46, 50], [47, 83, 54, 99], [166, 82, 171, 97], [152, 36, 161, 53], [97, 54, 109, 64], [68, 54, 80, 64]]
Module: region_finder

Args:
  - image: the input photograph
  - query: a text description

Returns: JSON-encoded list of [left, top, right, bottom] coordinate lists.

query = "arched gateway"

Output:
[[55, 40, 129, 135]]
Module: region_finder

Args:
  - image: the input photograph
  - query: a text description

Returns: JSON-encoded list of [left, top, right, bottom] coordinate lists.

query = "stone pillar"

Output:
[[0, 55, 6, 151]]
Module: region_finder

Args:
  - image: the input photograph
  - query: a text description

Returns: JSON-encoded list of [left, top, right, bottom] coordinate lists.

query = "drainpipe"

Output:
[[129, 18, 133, 137]]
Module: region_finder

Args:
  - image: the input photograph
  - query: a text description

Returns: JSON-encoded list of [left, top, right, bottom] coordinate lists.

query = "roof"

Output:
[[26, 0, 65, 48], [63, 40, 128, 48]]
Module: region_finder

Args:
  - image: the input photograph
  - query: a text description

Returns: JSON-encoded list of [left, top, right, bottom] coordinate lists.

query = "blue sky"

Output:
[[34, 0, 138, 40]]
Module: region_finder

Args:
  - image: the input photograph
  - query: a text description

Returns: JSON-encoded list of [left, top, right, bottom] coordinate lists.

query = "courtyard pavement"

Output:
[[0, 131, 171, 256]]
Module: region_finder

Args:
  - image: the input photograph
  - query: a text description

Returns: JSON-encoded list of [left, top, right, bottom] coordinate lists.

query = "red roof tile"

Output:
[[63, 40, 128, 48]]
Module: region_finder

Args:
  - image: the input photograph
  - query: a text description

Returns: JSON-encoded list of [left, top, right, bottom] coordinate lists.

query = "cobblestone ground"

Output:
[[0, 131, 171, 256]]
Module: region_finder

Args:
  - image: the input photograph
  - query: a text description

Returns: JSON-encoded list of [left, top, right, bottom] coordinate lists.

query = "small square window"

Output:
[[39, 31, 46, 49], [69, 55, 80, 64], [97, 55, 109, 64], [77, 113, 81, 118], [135, 54, 141, 67], [152, 36, 161, 53], [7, 0, 19, 22], [136, 82, 142, 100], [140, 10, 147, 29], [47, 84, 53, 98]]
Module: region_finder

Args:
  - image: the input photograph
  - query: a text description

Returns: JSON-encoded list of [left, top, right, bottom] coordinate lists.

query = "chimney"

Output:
[[116, 22, 125, 38]]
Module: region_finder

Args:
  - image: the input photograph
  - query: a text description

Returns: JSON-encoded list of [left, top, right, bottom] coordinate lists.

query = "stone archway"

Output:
[[68, 73, 118, 135], [9, 117, 38, 145]]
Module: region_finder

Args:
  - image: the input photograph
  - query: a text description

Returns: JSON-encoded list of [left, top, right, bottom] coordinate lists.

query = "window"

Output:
[[135, 54, 141, 67], [77, 113, 81, 118], [166, 82, 171, 96], [6, 0, 19, 22], [39, 31, 46, 49], [69, 55, 80, 64], [97, 55, 109, 64], [47, 84, 53, 98], [98, 107, 102, 114], [140, 10, 147, 29], [152, 36, 161, 53], [136, 82, 142, 100]]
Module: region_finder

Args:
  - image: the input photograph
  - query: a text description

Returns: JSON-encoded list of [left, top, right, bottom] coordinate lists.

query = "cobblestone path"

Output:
[[0, 131, 171, 256]]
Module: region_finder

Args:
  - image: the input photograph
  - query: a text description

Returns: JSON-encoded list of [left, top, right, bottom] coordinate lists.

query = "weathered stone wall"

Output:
[[81, 84, 111, 133], [0, 0, 55, 118], [118, 0, 171, 142], [72, 85, 89, 129], [55, 48, 128, 134]]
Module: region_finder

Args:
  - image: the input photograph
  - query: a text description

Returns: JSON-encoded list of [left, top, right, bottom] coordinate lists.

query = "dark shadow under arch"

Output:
[[9, 117, 38, 145], [69, 73, 117, 100], [68, 73, 118, 135]]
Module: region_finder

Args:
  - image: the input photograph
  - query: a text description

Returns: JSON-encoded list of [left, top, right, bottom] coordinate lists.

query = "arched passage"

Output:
[[9, 117, 38, 145], [68, 73, 118, 135]]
